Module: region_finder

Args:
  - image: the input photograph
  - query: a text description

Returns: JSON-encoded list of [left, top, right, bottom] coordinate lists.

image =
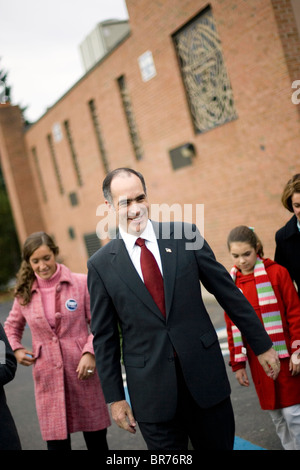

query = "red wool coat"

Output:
[[225, 259, 300, 410], [4, 264, 110, 441]]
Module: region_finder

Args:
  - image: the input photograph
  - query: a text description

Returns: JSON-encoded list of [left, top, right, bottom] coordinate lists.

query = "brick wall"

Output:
[[1, 0, 300, 273], [0, 105, 45, 245]]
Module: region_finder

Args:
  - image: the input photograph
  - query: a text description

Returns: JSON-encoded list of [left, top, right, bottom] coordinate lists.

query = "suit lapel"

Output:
[[152, 221, 177, 320]]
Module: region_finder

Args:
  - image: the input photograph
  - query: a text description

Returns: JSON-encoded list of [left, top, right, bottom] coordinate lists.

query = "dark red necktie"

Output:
[[136, 238, 166, 317]]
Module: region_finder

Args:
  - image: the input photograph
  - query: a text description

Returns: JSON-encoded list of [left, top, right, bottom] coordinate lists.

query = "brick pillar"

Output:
[[0, 104, 45, 245]]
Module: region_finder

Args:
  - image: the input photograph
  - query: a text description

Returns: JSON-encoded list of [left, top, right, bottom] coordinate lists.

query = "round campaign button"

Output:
[[65, 299, 78, 311]]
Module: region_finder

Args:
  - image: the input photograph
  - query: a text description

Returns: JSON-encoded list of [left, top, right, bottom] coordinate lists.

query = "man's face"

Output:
[[107, 173, 149, 235]]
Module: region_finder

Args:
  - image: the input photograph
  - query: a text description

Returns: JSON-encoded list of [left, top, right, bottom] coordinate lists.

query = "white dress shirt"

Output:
[[119, 220, 163, 281]]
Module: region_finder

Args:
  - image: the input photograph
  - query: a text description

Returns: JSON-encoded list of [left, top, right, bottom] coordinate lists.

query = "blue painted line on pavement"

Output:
[[234, 436, 265, 450]]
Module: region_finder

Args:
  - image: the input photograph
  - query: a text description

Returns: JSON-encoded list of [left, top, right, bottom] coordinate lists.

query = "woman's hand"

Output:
[[76, 352, 96, 380], [15, 348, 35, 367]]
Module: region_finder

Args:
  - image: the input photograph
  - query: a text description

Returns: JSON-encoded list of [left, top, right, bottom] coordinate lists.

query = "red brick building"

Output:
[[0, 0, 299, 273]]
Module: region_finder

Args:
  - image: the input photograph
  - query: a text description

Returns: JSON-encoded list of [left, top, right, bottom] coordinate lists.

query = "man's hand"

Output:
[[257, 347, 280, 379], [111, 400, 137, 434]]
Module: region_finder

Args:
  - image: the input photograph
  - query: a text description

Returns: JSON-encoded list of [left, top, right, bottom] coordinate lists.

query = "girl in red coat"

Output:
[[225, 225, 300, 450]]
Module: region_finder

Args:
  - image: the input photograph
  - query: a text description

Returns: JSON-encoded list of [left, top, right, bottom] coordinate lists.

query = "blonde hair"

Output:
[[14, 232, 59, 305], [227, 225, 264, 257]]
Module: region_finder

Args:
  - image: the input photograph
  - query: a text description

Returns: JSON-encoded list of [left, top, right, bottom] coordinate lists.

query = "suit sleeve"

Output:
[[87, 260, 125, 404], [191, 226, 273, 356]]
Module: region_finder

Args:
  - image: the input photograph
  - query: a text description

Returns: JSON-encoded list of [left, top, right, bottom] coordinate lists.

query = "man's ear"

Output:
[[105, 199, 114, 212]]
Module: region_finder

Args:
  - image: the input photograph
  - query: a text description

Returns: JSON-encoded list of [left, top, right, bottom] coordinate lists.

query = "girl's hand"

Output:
[[289, 354, 300, 376], [15, 348, 35, 367], [76, 352, 96, 380], [235, 368, 250, 387]]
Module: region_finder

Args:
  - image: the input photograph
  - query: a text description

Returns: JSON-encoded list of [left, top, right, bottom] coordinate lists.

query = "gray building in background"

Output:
[[79, 19, 130, 72]]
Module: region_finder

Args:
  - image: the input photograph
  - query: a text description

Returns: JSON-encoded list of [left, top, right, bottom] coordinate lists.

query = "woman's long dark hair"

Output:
[[14, 232, 59, 305]]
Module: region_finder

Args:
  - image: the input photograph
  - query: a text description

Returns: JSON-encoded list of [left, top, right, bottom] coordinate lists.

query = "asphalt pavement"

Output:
[[0, 296, 283, 451]]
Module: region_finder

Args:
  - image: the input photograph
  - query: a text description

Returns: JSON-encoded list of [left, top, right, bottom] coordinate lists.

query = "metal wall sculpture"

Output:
[[174, 7, 237, 133]]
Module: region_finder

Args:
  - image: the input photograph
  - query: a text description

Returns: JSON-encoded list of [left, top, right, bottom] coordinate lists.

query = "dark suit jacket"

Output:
[[88, 222, 272, 423], [275, 215, 300, 297], [0, 324, 21, 450]]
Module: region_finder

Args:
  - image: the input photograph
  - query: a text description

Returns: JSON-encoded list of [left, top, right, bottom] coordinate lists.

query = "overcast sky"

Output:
[[0, 0, 129, 122]]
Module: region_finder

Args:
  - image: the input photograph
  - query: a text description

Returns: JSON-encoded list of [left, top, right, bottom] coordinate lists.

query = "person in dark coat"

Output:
[[0, 323, 21, 450], [275, 174, 300, 297]]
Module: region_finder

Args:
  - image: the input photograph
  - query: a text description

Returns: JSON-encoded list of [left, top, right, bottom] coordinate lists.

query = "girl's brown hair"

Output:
[[281, 174, 300, 212], [14, 232, 59, 305], [227, 225, 264, 258]]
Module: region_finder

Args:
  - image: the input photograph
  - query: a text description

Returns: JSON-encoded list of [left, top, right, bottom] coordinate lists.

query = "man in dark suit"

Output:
[[88, 168, 280, 450]]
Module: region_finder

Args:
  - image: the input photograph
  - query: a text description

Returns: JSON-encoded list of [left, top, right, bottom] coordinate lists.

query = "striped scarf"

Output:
[[230, 257, 289, 363]]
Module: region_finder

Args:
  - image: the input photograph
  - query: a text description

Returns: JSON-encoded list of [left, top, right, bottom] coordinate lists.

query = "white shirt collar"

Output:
[[119, 219, 156, 252], [119, 220, 162, 276]]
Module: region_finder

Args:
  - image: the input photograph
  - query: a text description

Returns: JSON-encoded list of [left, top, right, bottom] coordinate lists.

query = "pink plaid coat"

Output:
[[4, 264, 110, 441]]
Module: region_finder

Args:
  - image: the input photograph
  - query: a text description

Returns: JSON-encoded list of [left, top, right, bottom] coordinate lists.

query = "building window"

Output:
[[63, 120, 83, 186], [31, 147, 47, 202], [84, 232, 101, 257], [173, 6, 237, 134], [117, 75, 143, 160], [68, 227, 76, 239], [69, 191, 79, 206], [88, 99, 109, 174], [47, 134, 64, 194], [291, 0, 300, 38]]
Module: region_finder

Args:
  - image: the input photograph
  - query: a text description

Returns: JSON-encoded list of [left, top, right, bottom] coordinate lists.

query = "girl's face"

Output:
[[29, 244, 57, 280], [229, 242, 258, 275]]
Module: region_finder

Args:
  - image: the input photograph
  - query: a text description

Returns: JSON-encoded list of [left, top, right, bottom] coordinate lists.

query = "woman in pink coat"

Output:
[[4, 232, 110, 450]]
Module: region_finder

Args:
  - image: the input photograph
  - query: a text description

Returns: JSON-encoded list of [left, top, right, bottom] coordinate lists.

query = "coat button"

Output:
[[52, 337, 58, 342]]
